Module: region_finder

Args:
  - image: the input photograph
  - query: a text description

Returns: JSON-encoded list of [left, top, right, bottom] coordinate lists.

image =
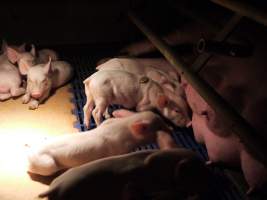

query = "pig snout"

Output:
[[31, 92, 42, 99]]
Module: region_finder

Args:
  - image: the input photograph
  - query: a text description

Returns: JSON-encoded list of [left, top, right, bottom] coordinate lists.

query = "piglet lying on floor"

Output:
[[6, 44, 58, 70], [0, 42, 26, 101], [38, 148, 211, 200], [96, 58, 183, 95], [18, 57, 72, 109], [83, 70, 190, 128], [26, 110, 176, 176]]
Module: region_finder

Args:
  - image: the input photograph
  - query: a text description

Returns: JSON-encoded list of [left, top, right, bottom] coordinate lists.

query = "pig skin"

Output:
[[96, 58, 180, 82], [181, 22, 267, 191], [96, 57, 185, 99], [38, 149, 211, 200], [0, 54, 25, 100], [183, 79, 267, 193], [20, 58, 72, 109], [26, 111, 174, 176], [6, 44, 59, 75], [83, 70, 191, 128], [38, 48, 59, 63]]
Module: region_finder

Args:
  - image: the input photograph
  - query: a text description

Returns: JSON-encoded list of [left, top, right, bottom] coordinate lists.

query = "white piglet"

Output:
[[96, 58, 183, 95], [6, 44, 59, 70], [83, 70, 191, 128], [0, 44, 25, 101], [20, 57, 72, 109], [26, 110, 175, 176]]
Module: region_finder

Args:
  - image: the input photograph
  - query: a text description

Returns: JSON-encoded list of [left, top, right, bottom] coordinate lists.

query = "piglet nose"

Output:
[[31, 93, 42, 99]]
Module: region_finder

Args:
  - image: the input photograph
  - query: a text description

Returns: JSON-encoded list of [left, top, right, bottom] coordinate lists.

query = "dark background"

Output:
[[0, 0, 232, 46]]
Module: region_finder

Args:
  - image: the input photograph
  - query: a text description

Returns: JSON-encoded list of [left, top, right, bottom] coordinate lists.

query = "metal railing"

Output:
[[128, 10, 267, 167]]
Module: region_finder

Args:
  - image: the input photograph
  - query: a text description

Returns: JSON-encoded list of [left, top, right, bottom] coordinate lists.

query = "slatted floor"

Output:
[[63, 52, 250, 200]]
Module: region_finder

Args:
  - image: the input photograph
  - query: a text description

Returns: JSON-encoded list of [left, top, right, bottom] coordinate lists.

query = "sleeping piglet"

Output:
[[0, 43, 26, 101], [38, 149, 211, 200], [26, 110, 175, 176], [83, 70, 190, 128], [6, 44, 59, 70], [20, 57, 72, 109], [96, 58, 182, 94]]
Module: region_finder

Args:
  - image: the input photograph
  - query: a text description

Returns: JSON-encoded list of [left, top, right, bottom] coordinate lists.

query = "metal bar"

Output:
[[192, 14, 242, 72], [211, 0, 267, 27], [196, 38, 252, 57], [128, 10, 267, 167]]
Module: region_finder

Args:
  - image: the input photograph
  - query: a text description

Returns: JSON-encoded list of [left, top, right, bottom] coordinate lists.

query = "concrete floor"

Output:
[[0, 84, 77, 200]]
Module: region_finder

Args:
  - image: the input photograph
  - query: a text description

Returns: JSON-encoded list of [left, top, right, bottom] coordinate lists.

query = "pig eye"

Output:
[[174, 109, 181, 113]]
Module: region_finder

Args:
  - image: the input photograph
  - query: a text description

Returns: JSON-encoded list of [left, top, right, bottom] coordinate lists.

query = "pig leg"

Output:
[[103, 108, 111, 119], [83, 96, 95, 128], [28, 153, 59, 176], [10, 87, 25, 97], [28, 99, 39, 110], [0, 93, 12, 101], [92, 98, 108, 126], [240, 150, 267, 194], [22, 93, 31, 104], [28, 89, 51, 109]]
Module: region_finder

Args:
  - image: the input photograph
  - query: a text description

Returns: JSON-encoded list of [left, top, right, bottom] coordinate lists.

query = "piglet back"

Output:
[[51, 61, 73, 88]]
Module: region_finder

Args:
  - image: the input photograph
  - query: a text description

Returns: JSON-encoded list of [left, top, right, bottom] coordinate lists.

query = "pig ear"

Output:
[[18, 43, 26, 52], [18, 62, 31, 75], [43, 57, 52, 75], [157, 95, 169, 109], [112, 109, 136, 118], [6, 46, 21, 63], [130, 120, 150, 139], [30, 44, 36, 56]]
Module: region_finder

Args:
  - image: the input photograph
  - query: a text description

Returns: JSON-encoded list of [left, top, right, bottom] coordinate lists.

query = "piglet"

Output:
[[0, 44, 25, 101], [6, 44, 58, 71], [1, 40, 26, 53], [83, 70, 190, 127], [96, 58, 183, 95], [26, 110, 174, 176], [20, 57, 72, 109], [96, 58, 180, 82], [38, 148, 211, 200]]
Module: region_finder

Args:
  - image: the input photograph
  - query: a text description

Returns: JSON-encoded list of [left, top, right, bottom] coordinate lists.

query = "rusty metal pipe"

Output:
[[128, 10, 267, 167], [196, 38, 253, 57], [211, 0, 267, 27]]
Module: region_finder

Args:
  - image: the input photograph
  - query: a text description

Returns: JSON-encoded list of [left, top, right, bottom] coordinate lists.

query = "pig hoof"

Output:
[[29, 106, 38, 110], [29, 104, 38, 110], [104, 112, 111, 119], [22, 95, 30, 104]]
